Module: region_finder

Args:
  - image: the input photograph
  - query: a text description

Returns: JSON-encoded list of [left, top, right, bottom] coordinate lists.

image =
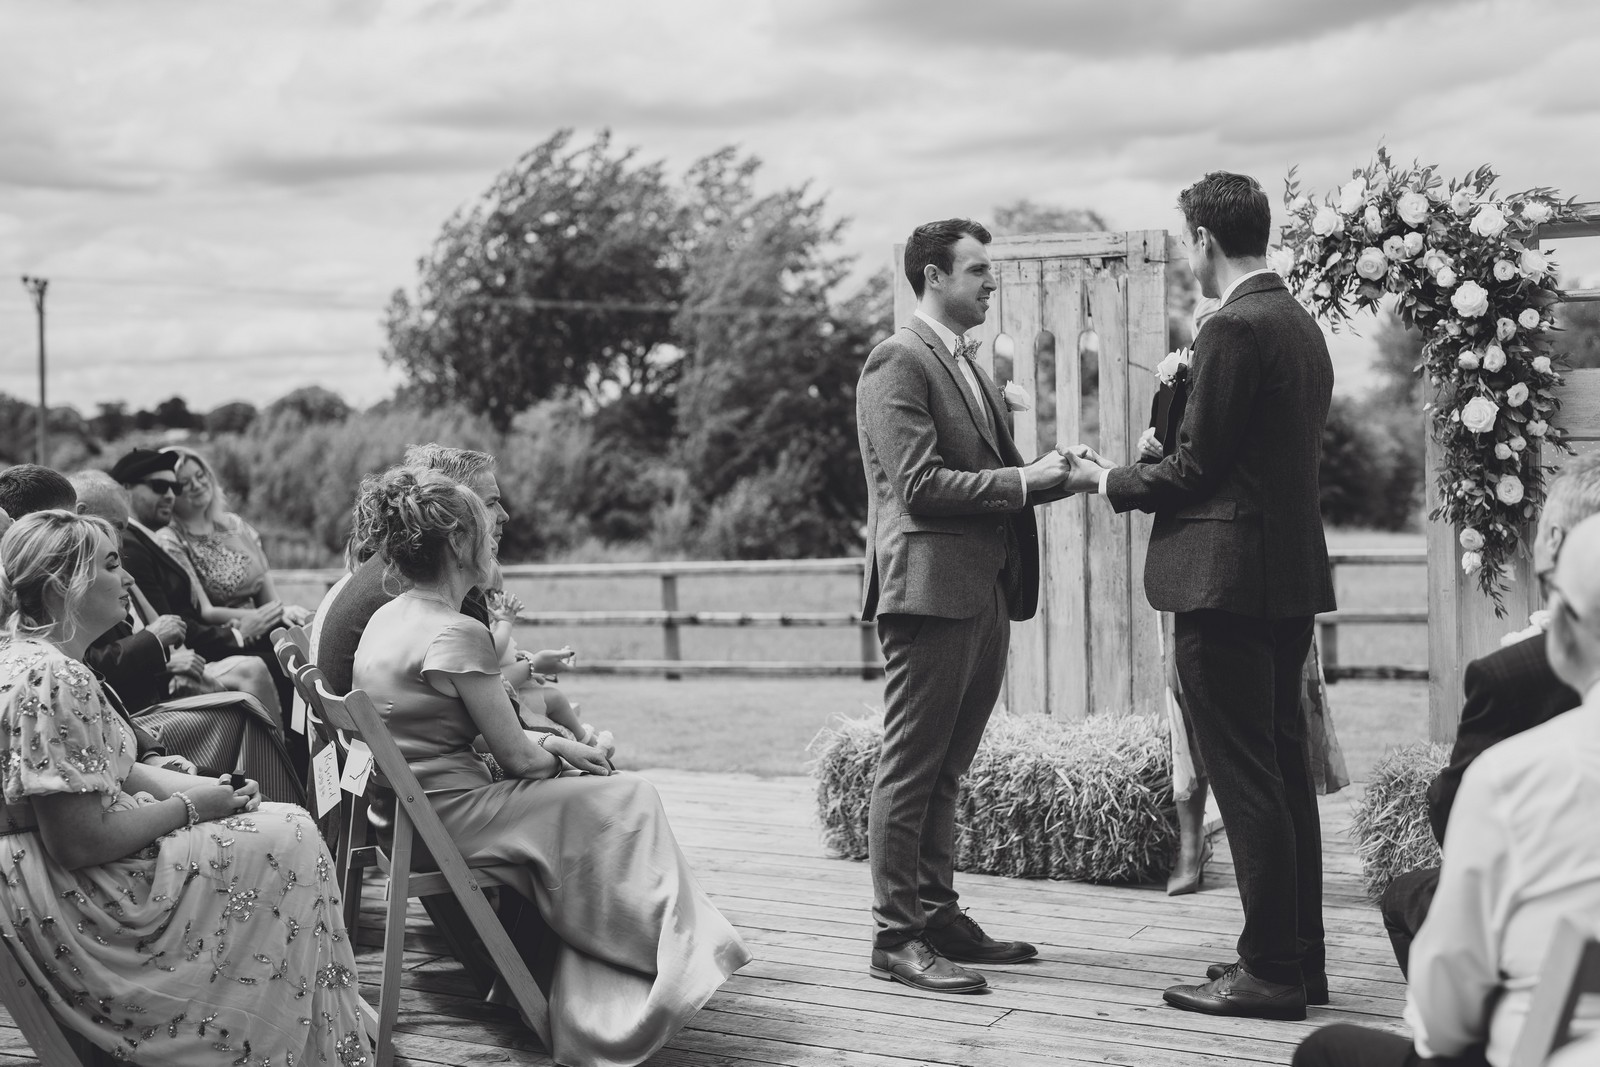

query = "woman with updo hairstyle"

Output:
[[0, 510, 367, 1065], [352, 467, 749, 1067]]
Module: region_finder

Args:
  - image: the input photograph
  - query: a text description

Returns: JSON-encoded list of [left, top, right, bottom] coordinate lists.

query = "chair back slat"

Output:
[[1512, 916, 1600, 1067], [270, 625, 310, 676]]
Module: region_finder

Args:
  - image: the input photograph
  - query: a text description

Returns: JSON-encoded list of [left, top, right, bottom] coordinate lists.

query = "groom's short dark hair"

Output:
[[905, 219, 992, 298], [1178, 172, 1270, 259]]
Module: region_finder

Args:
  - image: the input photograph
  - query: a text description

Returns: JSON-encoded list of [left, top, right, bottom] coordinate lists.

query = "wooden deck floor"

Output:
[[0, 770, 1407, 1066]]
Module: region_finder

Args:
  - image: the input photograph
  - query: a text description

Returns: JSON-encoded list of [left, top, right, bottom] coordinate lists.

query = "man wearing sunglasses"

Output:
[[1378, 453, 1600, 977]]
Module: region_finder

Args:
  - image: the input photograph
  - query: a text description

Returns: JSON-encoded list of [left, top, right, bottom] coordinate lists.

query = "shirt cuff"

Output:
[[1017, 466, 1028, 497], [1097, 468, 1111, 496]]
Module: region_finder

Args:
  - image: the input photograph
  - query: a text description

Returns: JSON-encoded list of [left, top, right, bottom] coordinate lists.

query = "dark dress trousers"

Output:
[[1105, 272, 1336, 987], [856, 317, 1067, 949], [1380, 630, 1580, 975]]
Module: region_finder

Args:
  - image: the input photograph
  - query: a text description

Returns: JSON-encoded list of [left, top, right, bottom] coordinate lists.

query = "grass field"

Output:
[[274, 528, 1434, 783]]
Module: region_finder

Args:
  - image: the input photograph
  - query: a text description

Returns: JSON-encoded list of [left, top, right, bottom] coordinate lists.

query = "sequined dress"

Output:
[[0, 638, 367, 1066]]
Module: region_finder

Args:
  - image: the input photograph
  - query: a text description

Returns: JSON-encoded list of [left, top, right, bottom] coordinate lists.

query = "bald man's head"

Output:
[[1547, 512, 1600, 694], [68, 469, 131, 532]]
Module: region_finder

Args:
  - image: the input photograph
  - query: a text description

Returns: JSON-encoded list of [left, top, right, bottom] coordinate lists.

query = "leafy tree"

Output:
[[153, 395, 199, 430], [1555, 285, 1600, 369], [384, 129, 684, 430], [205, 401, 258, 435], [264, 386, 350, 426], [93, 401, 130, 441], [1370, 311, 1426, 406]]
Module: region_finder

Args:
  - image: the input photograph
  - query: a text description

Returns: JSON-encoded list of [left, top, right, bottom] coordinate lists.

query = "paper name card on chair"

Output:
[[339, 740, 374, 797], [311, 743, 341, 818]]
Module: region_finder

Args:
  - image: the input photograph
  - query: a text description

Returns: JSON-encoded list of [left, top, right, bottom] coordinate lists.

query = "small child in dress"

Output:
[[482, 577, 611, 755]]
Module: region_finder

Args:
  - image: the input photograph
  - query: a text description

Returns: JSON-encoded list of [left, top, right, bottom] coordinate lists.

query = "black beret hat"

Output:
[[109, 448, 179, 485]]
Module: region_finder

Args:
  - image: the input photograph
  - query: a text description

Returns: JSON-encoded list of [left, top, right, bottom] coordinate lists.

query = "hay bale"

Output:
[[1350, 741, 1451, 900], [810, 709, 1177, 884]]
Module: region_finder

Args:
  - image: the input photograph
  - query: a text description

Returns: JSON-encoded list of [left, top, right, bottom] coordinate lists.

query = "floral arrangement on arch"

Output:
[[1274, 146, 1579, 610]]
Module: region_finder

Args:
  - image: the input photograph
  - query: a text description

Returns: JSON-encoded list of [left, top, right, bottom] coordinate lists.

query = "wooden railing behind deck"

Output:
[[275, 549, 1428, 688]]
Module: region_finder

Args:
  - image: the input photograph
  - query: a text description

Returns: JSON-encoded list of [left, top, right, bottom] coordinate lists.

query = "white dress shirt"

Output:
[[914, 310, 1027, 494], [1404, 679, 1600, 1065], [1091, 268, 1281, 495]]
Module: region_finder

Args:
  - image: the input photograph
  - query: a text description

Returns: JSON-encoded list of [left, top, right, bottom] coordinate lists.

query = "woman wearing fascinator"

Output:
[[1147, 296, 1349, 896]]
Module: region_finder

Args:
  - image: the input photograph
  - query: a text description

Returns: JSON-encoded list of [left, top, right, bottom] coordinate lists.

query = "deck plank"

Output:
[[0, 770, 1402, 1065]]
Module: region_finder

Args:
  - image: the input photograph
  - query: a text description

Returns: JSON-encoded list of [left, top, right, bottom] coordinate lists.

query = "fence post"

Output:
[[660, 573, 681, 681], [1318, 619, 1338, 685]]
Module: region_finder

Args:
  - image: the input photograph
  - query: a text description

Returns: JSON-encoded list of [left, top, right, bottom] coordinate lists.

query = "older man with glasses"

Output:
[[1296, 509, 1600, 1067]]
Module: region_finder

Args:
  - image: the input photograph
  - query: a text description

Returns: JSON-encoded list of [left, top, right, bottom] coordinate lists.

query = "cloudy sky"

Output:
[[1, 0, 1597, 414]]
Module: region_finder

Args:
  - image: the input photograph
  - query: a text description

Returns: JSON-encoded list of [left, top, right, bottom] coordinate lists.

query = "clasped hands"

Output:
[[1021, 443, 1120, 494]]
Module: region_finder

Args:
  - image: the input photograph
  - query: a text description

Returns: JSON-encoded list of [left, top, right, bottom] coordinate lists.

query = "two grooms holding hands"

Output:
[[856, 219, 1073, 994], [1067, 172, 1336, 1020]]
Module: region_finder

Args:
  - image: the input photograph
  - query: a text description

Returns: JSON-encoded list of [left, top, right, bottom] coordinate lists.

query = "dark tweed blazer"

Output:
[[1105, 273, 1336, 618], [856, 317, 1068, 622], [1425, 630, 1580, 842]]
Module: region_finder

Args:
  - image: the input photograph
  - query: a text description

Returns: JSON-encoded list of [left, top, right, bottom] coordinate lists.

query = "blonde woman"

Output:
[[0, 510, 366, 1065]]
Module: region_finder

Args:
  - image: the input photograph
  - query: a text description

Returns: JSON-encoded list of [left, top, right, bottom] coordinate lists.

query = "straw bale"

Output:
[[810, 708, 1177, 884], [1349, 741, 1450, 900]]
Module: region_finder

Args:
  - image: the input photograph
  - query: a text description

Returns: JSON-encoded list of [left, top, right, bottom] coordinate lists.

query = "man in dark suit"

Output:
[[856, 219, 1072, 994], [1068, 172, 1336, 1020], [1378, 453, 1600, 974]]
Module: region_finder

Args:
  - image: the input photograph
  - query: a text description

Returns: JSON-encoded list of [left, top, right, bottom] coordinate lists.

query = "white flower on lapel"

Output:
[[1002, 381, 1032, 412], [1156, 347, 1193, 386]]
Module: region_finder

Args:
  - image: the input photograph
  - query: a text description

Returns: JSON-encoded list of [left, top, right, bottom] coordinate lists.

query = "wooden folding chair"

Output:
[[1512, 915, 1600, 1067], [0, 932, 96, 1066], [310, 678, 552, 1067]]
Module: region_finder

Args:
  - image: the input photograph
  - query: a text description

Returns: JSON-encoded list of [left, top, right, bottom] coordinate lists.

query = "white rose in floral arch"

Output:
[[1496, 474, 1525, 505], [1461, 550, 1483, 575], [1532, 355, 1552, 374], [1495, 442, 1513, 459], [1519, 308, 1542, 330], [1522, 199, 1554, 225], [1470, 204, 1509, 238], [1450, 188, 1476, 215], [1311, 206, 1342, 237], [1396, 191, 1431, 226], [1356, 247, 1388, 281], [1529, 419, 1549, 437], [1519, 249, 1550, 279], [1315, 281, 1332, 298], [1363, 205, 1383, 233], [1461, 395, 1499, 433], [1288, 195, 1310, 214], [1509, 435, 1527, 452], [1382, 235, 1408, 261], [1265, 246, 1296, 277], [1458, 350, 1481, 370], [1452, 280, 1490, 316], [1482, 344, 1507, 372], [1493, 259, 1517, 282], [1422, 249, 1453, 274], [1506, 382, 1530, 407], [1437, 266, 1458, 289], [1403, 231, 1426, 258], [1497, 317, 1517, 341], [1459, 527, 1486, 551], [1338, 177, 1368, 216]]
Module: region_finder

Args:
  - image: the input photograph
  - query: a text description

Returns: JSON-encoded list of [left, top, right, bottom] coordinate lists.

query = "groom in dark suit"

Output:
[[856, 219, 1072, 994], [1068, 173, 1336, 1020]]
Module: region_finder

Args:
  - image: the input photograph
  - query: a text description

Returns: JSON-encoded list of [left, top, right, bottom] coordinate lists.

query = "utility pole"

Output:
[[21, 276, 47, 464]]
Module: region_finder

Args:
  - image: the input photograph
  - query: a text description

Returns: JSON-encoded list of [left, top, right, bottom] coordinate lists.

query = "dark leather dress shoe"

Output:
[[1165, 962, 1306, 1020], [870, 937, 987, 994], [1206, 960, 1328, 1005], [925, 911, 1038, 964]]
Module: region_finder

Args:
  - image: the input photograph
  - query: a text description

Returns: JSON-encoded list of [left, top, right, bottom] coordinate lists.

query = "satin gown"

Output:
[[352, 592, 749, 1067]]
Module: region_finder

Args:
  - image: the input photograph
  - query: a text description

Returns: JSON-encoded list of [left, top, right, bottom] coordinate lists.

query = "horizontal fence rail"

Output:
[[273, 548, 1429, 689]]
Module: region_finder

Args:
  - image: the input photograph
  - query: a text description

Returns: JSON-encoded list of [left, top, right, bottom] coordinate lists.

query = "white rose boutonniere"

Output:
[[1156, 347, 1193, 387], [1002, 380, 1032, 412], [1461, 395, 1498, 433], [1496, 474, 1525, 505], [1452, 280, 1490, 317], [1470, 204, 1509, 239], [1396, 191, 1431, 226]]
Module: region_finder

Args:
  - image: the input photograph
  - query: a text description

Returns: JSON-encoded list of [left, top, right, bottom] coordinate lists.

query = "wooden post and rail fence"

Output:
[[273, 550, 1427, 685]]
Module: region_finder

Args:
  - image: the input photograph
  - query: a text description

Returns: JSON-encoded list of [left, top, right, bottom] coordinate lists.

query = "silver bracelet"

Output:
[[173, 791, 199, 828]]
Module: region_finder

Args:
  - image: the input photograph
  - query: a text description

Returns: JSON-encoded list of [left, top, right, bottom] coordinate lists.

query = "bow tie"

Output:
[[954, 338, 980, 363]]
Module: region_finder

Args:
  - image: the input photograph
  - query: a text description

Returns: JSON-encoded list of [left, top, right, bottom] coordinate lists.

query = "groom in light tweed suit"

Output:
[[856, 218, 1072, 994]]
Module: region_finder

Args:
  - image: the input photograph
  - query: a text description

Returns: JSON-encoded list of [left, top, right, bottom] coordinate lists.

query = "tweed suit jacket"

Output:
[[121, 522, 242, 663], [857, 317, 1068, 622], [1105, 273, 1336, 618], [1425, 629, 1580, 843]]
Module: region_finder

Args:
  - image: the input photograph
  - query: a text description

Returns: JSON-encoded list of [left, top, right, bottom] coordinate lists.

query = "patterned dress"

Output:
[[155, 514, 271, 610], [0, 638, 367, 1066]]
